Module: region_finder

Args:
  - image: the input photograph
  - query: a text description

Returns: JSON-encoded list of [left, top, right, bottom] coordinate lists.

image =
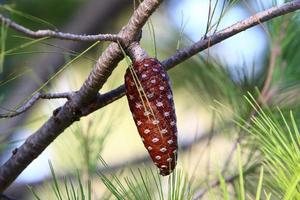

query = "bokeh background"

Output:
[[0, 0, 299, 199]]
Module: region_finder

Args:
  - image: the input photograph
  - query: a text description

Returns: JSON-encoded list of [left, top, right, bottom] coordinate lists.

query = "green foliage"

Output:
[[5, 1, 81, 28], [98, 159, 193, 200], [0, 5, 58, 30], [255, 167, 264, 200], [218, 171, 230, 200], [0, 2, 81, 78], [268, 12, 300, 87], [0, 21, 8, 73], [242, 95, 300, 199], [30, 161, 92, 200]]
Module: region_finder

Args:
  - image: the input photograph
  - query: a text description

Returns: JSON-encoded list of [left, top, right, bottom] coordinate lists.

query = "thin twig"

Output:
[[0, 14, 122, 42], [0, 92, 72, 118], [73, 0, 163, 105], [261, 15, 288, 99]]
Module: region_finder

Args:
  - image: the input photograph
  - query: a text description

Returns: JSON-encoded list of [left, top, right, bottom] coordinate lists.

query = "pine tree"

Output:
[[0, 0, 300, 199]]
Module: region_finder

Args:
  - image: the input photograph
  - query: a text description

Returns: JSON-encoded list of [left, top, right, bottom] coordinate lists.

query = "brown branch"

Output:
[[0, 0, 299, 192], [0, 0, 132, 143], [0, 0, 163, 192], [0, 14, 122, 42], [78, 0, 300, 113], [0, 92, 72, 118], [74, 0, 163, 105]]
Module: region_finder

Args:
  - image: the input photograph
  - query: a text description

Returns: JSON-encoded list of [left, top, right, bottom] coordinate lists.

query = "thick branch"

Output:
[[0, 92, 72, 118], [0, 0, 163, 192], [0, 14, 122, 42], [75, 0, 163, 104], [0, 0, 132, 143]]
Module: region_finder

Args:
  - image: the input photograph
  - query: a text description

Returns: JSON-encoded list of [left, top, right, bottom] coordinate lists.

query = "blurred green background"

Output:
[[0, 0, 300, 199]]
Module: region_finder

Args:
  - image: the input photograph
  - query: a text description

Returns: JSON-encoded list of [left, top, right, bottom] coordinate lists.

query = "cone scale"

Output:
[[125, 57, 178, 176]]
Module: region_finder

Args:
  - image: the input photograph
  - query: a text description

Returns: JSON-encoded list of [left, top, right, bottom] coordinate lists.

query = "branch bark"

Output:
[[0, 0, 163, 192], [74, 0, 163, 105], [78, 0, 300, 113], [0, 0, 132, 140], [0, 14, 122, 42], [0, 0, 300, 193]]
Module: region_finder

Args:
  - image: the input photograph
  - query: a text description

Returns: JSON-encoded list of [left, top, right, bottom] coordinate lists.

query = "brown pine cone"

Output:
[[124, 57, 178, 176]]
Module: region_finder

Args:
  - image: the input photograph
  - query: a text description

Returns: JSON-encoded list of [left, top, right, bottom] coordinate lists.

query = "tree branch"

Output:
[[0, 0, 299, 192], [0, 0, 132, 144], [74, 0, 163, 105], [0, 14, 122, 42], [0, 0, 163, 192], [80, 0, 300, 113], [0, 92, 72, 118]]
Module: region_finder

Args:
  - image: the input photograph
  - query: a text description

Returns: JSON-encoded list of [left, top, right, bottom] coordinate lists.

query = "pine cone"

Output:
[[125, 57, 178, 176]]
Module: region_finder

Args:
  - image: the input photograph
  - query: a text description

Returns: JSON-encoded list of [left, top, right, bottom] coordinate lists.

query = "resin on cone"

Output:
[[125, 57, 178, 176]]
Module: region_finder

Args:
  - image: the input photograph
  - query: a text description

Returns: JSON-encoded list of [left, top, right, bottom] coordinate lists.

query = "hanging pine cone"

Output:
[[124, 57, 178, 176]]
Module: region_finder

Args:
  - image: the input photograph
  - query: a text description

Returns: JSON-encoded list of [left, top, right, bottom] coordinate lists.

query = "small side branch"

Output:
[[81, 1, 300, 111], [0, 92, 72, 118], [0, 14, 122, 42]]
